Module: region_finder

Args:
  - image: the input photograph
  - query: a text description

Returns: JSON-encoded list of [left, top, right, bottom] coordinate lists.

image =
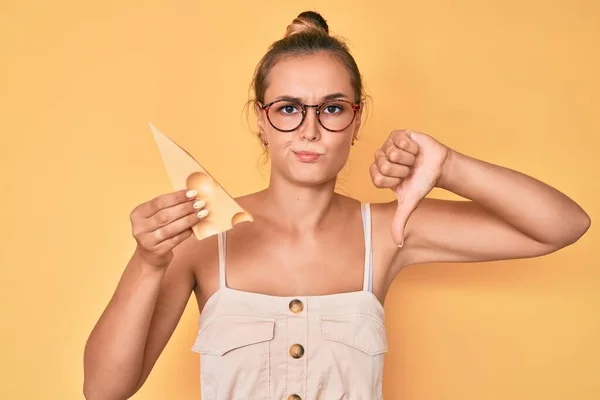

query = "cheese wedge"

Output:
[[149, 122, 253, 240]]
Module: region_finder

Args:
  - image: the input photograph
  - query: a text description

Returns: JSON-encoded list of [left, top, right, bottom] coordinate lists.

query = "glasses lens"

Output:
[[319, 101, 356, 131], [267, 101, 303, 131]]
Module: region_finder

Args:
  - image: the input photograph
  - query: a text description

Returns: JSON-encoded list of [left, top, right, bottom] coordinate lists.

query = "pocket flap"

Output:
[[321, 314, 388, 355], [192, 315, 275, 356]]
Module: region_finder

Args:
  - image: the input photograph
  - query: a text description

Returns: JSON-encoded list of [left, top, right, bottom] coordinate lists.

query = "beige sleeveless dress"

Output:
[[192, 203, 388, 399]]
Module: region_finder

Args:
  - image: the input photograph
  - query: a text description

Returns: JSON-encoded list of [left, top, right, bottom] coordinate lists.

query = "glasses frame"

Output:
[[260, 99, 361, 133]]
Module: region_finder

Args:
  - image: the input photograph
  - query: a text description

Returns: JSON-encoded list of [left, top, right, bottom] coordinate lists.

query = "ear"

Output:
[[255, 102, 267, 141], [352, 103, 364, 139]]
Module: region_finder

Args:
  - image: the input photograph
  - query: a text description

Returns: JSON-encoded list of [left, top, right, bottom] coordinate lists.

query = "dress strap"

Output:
[[217, 231, 227, 289], [361, 203, 374, 292]]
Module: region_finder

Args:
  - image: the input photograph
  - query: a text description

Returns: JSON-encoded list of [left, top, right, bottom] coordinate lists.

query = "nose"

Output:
[[300, 106, 321, 142]]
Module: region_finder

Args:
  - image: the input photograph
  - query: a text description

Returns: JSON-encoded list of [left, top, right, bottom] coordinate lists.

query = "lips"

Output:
[[293, 150, 322, 162]]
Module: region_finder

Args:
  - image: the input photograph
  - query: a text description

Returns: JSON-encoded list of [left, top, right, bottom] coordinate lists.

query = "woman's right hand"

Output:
[[130, 189, 208, 269]]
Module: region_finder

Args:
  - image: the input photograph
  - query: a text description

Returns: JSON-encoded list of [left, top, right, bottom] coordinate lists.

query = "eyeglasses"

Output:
[[261, 99, 361, 133]]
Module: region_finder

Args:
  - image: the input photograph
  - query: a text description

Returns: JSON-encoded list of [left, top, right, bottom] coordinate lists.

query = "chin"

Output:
[[286, 163, 341, 187], [291, 172, 334, 186], [271, 156, 344, 186]]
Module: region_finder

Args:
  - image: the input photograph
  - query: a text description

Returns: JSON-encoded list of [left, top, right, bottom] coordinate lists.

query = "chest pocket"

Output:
[[192, 315, 275, 400], [319, 314, 388, 399], [321, 313, 388, 355]]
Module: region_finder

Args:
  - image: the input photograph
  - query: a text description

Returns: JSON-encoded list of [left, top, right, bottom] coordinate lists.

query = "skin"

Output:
[[82, 54, 591, 399]]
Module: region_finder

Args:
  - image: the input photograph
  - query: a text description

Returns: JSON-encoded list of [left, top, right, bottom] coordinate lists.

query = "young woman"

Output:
[[83, 11, 590, 400]]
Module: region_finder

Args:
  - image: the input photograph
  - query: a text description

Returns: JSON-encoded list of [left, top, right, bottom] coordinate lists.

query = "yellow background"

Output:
[[1, 1, 598, 399]]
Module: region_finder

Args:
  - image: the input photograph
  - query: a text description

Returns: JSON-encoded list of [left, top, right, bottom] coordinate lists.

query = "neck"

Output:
[[262, 174, 338, 233]]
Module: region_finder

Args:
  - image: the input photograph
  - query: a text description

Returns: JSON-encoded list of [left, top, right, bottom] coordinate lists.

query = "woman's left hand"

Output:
[[369, 129, 451, 245]]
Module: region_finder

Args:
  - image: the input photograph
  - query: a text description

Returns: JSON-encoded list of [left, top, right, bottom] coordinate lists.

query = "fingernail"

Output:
[[197, 209, 209, 219], [186, 189, 198, 198], [398, 238, 404, 248], [193, 200, 206, 209]]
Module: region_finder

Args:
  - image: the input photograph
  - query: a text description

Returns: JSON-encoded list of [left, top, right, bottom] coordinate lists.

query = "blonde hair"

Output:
[[285, 12, 329, 37], [251, 11, 363, 105]]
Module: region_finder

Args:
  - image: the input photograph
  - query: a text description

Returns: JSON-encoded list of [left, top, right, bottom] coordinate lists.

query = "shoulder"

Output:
[[368, 197, 445, 272], [369, 197, 445, 234], [234, 190, 266, 213], [367, 200, 399, 253], [171, 228, 219, 278], [369, 200, 396, 220], [335, 193, 364, 212]]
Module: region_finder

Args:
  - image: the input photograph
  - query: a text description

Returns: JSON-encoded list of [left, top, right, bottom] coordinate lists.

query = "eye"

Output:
[[276, 102, 301, 115], [322, 102, 346, 115]]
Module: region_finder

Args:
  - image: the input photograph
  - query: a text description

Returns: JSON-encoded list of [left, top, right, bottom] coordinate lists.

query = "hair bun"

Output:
[[285, 11, 329, 37]]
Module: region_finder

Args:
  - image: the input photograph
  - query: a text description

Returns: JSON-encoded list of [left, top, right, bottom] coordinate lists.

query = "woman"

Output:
[[83, 11, 590, 400]]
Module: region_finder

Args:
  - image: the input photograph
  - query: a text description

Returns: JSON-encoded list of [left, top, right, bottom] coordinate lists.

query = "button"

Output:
[[289, 344, 304, 359], [287, 395, 301, 400], [289, 299, 303, 314]]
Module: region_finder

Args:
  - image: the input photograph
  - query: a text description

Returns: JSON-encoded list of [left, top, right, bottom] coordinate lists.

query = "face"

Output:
[[257, 54, 362, 186]]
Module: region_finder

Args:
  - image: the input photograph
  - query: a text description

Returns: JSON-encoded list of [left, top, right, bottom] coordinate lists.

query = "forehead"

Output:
[[264, 54, 355, 102]]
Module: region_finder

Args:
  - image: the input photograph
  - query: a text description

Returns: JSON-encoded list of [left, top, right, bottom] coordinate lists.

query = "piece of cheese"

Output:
[[149, 122, 253, 240]]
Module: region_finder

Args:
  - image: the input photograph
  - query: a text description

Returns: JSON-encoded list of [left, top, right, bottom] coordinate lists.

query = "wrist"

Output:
[[437, 148, 460, 191], [131, 247, 171, 274]]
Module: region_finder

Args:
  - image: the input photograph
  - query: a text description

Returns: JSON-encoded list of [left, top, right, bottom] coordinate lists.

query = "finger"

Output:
[[147, 199, 206, 231], [382, 139, 395, 156], [381, 135, 417, 163], [385, 147, 416, 166], [390, 130, 419, 155], [149, 208, 210, 246], [370, 163, 402, 188], [133, 189, 198, 219], [375, 152, 410, 178], [153, 229, 193, 255], [391, 190, 420, 247]]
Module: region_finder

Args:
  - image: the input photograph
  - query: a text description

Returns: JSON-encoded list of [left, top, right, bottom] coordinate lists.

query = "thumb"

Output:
[[391, 188, 420, 247]]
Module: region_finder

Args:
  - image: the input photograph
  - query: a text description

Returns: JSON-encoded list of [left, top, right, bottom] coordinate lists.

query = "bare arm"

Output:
[[369, 131, 591, 278], [83, 190, 206, 399], [398, 150, 590, 270]]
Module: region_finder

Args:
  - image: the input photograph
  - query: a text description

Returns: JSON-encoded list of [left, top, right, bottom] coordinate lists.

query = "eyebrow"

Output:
[[272, 92, 349, 103]]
